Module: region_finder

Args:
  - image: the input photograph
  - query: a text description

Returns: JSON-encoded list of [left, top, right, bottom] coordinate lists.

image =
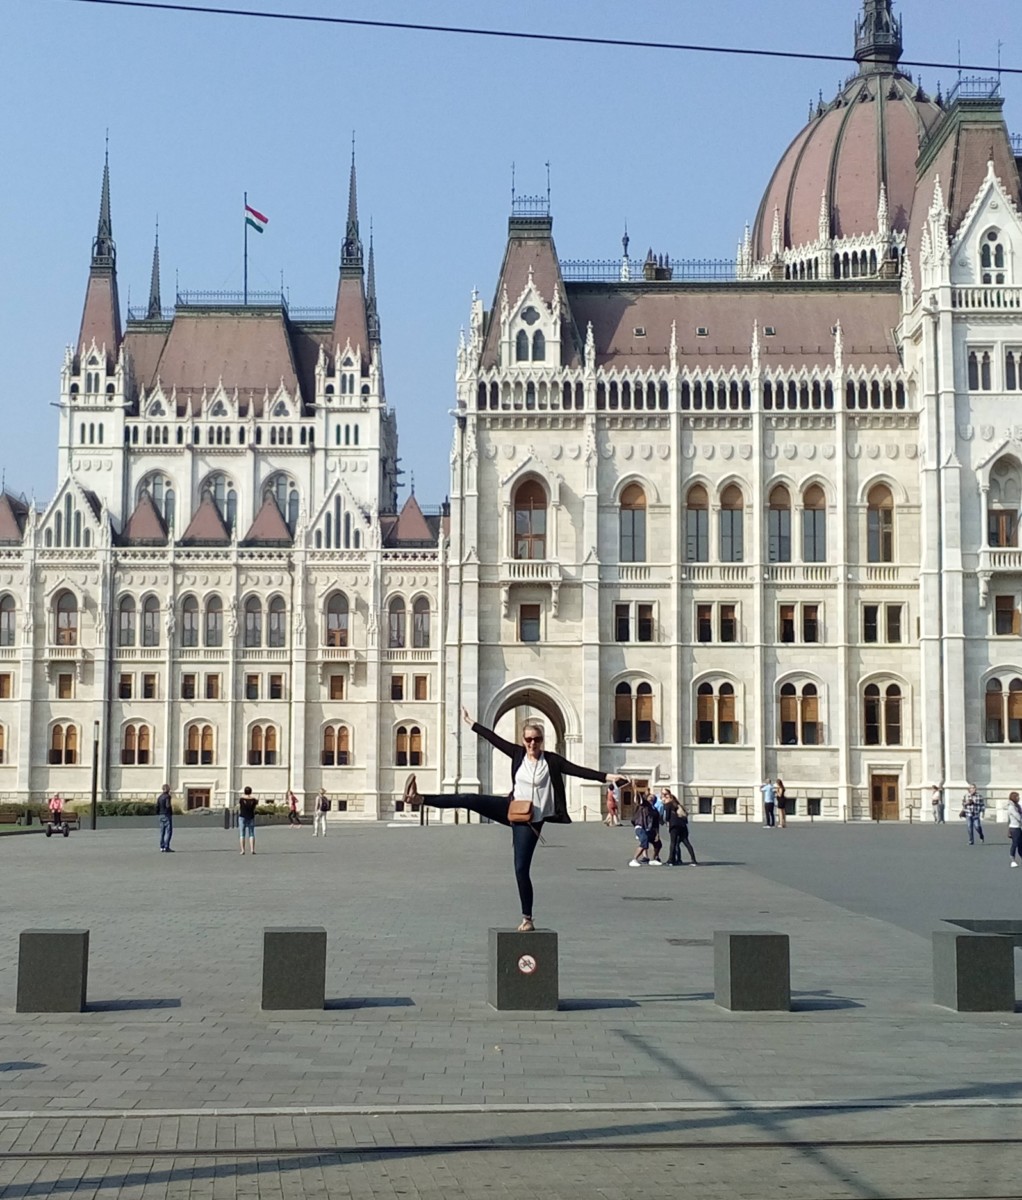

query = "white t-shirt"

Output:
[[514, 755, 555, 821], [1008, 801, 1022, 830]]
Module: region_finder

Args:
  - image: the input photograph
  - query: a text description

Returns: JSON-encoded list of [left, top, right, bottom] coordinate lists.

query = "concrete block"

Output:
[[17, 929, 89, 1013], [262, 927, 327, 1010], [714, 930, 790, 1011], [932, 931, 1015, 1012], [488, 928, 558, 1011]]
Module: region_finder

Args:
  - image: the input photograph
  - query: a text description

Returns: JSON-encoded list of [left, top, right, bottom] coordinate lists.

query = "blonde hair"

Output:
[[522, 720, 546, 740]]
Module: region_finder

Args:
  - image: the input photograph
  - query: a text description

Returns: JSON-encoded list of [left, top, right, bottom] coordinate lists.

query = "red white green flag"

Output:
[[245, 203, 268, 234]]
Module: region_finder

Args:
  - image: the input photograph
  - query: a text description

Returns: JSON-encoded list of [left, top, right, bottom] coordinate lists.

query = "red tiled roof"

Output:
[[180, 494, 230, 545], [389, 494, 433, 544], [0, 493, 28, 544], [121, 491, 167, 545], [331, 271, 370, 370], [77, 270, 122, 369], [242, 494, 293, 546]]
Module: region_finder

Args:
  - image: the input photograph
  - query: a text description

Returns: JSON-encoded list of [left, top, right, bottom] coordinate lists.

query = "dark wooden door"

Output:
[[870, 775, 899, 821], [186, 788, 211, 810]]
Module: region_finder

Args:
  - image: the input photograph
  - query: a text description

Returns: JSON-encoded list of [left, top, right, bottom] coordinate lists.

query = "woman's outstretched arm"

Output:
[[550, 753, 629, 786], [462, 706, 518, 759]]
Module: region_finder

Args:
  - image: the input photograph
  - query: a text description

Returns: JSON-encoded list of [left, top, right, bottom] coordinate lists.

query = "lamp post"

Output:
[[90, 719, 99, 830]]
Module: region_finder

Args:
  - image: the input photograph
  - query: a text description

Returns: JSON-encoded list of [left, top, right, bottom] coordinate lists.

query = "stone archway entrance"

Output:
[[484, 688, 567, 794]]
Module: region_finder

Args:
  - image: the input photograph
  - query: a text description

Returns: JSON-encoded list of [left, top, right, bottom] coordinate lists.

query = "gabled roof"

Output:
[[180, 494, 231, 545], [384, 494, 439, 548], [242, 494, 293, 547], [0, 493, 28, 545], [120, 491, 167, 546]]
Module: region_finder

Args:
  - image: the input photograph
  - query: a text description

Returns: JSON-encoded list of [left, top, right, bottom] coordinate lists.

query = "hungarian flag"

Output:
[[245, 203, 268, 234]]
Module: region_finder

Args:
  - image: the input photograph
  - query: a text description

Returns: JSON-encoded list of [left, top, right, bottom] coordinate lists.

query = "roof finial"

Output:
[[93, 141, 115, 265], [342, 133, 362, 268], [147, 218, 161, 319], [511, 160, 516, 208], [410, 470, 415, 497], [545, 160, 551, 207], [367, 217, 381, 345]]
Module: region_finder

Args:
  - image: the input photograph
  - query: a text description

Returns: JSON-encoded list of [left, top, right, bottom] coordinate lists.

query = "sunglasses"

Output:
[[523, 735, 544, 743]]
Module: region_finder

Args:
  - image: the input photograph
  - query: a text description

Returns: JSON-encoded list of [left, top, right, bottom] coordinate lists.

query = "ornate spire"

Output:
[[147, 220, 162, 319], [342, 136, 362, 269], [854, 0, 903, 73], [93, 145, 116, 266], [77, 148, 122, 362], [366, 219, 381, 345]]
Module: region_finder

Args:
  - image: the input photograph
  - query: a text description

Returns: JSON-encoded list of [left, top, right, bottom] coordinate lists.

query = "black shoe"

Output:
[[164, 848, 175, 853]]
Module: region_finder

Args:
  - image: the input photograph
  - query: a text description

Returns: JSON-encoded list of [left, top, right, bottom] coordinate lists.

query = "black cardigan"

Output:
[[472, 722, 609, 825]]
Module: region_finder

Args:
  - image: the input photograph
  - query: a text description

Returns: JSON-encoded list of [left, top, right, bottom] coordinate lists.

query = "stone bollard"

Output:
[[262, 927, 327, 1010], [714, 931, 790, 1011], [17, 930, 89, 1013], [489, 928, 558, 1011], [932, 931, 1015, 1012]]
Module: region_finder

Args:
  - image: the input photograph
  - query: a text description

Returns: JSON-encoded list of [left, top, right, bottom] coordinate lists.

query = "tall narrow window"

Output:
[[615, 604, 631, 642], [802, 484, 826, 562], [142, 596, 160, 647], [697, 604, 712, 643], [767, 485, 791, 563], [201, 724, 214, 765], [0, 595, 15, 646], [513, 480, 547, 560], [519, 604, 541, 643], [779, 604, 795, 643], [515, 330, 529, 362], [244, 597, 262, 648], [205, 596, 223, 647], [395, 725, 409, 766], [696, 682, 715, 744], [635, 683, 654, 743], [986, 678, 1005, 743], [1009, 679, 1022, 744], [412, 597, 430, 648], [326, 592, 349, 647], [56, 591, 78, 646], [866, 484, 894, 563], [248, 725, 263, 766], [531, 331, 545, 361], [267, 596, 286, 648], [181, 596, 199, 648], [619, 484, 647, 563], [118, 596, 136, 647], [719, 486, 744, 563], [388, 597, 406, 649], [864, 684, 881, 745], [995, 595, 1021, 636], [685, 485, 709, 562], [717, 683, 738, 743], [779, 683, 798, 744], [802, 684, 820, 745], [613, 683, 633, 743], [720, 604, 737, 642], [884, 685, 902, 745], [409, 726, 423, 766]]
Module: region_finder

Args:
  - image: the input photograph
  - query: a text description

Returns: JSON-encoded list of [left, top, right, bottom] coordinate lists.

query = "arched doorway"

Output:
[[483, 687, 567, 794]]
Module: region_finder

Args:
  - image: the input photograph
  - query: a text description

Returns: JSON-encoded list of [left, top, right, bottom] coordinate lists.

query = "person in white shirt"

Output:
[[1008, 791, 1022, 867], [404, 707, 627, 932]]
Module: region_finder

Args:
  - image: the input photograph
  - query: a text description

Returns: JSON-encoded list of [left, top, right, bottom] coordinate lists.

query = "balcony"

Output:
[[500, 559, 562, 584], [45, 644, 88, 682], [383, 648, 435, 663], [319, 646, 358, 663], [762, 564, 835, 584], [113, 646, 164, 662], [239, 647, 290, 662], [681, 564, 752, 584], [0, 646, 16, 661], [951, 286, 1022, 312], [978, 546, 1022, 607]]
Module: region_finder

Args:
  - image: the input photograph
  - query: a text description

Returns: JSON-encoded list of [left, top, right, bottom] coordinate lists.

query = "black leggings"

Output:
[[669, 827, 697, 865], [418, 793, 543, 918], [287, 810, 301, 826]]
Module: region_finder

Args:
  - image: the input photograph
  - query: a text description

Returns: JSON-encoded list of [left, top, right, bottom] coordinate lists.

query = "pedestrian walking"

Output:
[[286, 789, 301, 828], [603, 783, 620, 827], [1007, 791, 1022, 868], [775, 778, 788, 829], [930, 783, 945, 824], [313, 788, 330, 837], [663, 789, 698, 865], [238, 786, 258, 855], [631, 793, 661, 866], [156, 783, 174, 852], [961, 784, 985, 845], [403, 706, 627, 930], [761, 778, 776, 828]]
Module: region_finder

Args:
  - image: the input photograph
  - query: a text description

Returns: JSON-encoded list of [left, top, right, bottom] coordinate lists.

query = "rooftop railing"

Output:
[[561, 257, 736, 283]]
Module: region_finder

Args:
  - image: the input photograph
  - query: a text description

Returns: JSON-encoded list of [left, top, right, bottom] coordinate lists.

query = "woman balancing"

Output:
[[403, 707, 629, 932]]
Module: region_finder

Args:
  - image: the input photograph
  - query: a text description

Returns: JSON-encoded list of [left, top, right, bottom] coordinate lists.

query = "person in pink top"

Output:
[[48, 793, 63, 819], [286, 789, 301, 829]]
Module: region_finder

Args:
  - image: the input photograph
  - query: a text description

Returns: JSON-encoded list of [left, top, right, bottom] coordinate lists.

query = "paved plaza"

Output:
[[0, 816, 1020, 1197]]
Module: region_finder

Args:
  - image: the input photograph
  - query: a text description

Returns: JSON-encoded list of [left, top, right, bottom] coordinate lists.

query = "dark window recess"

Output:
[[722, 797, 737, 815], [780, 605, 795, 643], [637, 604, 654, 642], [863, 605, 879, 643], [615, 604, 631, 642], [720, 604, 737, 643], [698, 796, 713, 815], [803, 605, 819, 643], [697, 605, 712, 643]]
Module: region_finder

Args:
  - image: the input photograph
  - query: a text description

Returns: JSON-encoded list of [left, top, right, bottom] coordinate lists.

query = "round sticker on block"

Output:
[[517, 954, 537, 975]]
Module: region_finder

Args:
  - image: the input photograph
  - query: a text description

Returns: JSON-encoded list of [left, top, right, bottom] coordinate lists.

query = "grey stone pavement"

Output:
[[1, 815, 1021, 1197]]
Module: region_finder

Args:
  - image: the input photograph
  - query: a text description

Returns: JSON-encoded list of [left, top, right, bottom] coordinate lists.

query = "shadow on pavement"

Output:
[[325, 997, 415, 1010], [87, 998, 182, 1012]]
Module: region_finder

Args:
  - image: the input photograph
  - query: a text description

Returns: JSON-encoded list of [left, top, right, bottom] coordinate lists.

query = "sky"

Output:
[[1, 0, 1020, 511]]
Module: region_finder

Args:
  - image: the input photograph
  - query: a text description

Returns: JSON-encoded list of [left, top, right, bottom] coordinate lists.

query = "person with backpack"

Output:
[[663, 789, 698, 866], [238, 786, 258, 855], [1008, 791, 1022, 868], [313, 788, 330, 837], [630, 793, 661, 866]]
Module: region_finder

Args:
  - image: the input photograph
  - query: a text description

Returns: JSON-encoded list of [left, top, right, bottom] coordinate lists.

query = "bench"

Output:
[[0, 812, 21, 825]]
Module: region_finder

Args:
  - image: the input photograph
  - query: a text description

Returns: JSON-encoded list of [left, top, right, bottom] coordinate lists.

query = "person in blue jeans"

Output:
[[404, 707, 627, 931], [156, 784, 174, 853], [961, 784, 985, 844], [238, 787, 258, 855]]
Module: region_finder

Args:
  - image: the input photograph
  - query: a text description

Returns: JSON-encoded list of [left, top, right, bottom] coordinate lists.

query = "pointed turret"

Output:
[[854, 0, 902, 73], [77, 149, 122, 366], [147, 221, 162, 320], [330, 146, 370, 368], [366, 222, 381, 346]]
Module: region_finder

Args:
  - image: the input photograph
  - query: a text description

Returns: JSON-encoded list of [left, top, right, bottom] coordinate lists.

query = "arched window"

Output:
[[325, 592, 349, 647], [685, 484, 709, 562], [321, 724, 351, 766], [695, 681, 738, 744], [515, 330, 529, 362], [244, 596, 262, 648], [864, 682, 902, 745], [985, 677, 1022, 744], [981, 229, 1007, 285], [619, 483, 647, 563], [532, 331, 545, 362], [181, 596, 199, 648], [139, 473, 176, 530], [202, 473, 237, 533], [866, 484, 894, 563], [767, 485, 791, 563], [0, 594, 13, 647], [395, 725, 423, 766], [142, 595, 161, 647], [184, 723, 215, 765], [802, 484, 827, 562], [987, 458, 1021, 548], [248, 723, 279, 766], [205, 595, 223, 647], [117, 596, 136, 647], [719, 485, 744, 563], [55, 590, 78, 646], [49, 723, 78, 764], [612, 680, 656, 744], [513, 479, 547, 560], [388, 597, 406, 649], [121, 723, 152, 765], [266, 474, 300, 534], [267, 596, 287, 648], [779, 682, 821, 745], [412, 596, 430, 649]]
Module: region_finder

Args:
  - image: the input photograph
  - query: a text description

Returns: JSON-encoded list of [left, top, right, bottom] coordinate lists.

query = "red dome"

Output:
[[751, 70, 943, 262]]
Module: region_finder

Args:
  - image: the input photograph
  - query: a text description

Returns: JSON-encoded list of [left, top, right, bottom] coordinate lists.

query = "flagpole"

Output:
[[243, 190, 248, 305]]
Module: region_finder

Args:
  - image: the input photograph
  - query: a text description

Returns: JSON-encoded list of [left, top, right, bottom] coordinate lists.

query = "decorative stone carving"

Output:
[[823, 445, 836, 459], [959, 425, 974, 441], [721, 445, 734, 460], [981, 425, 995, 441], [640, 445, 652, 460], [683, 445, 696, 459], [568, 445, 581, 459], [503, 445, 515, 459], [764, 445, 778, 459], [804, 445, 817, 460], [484, 445, 497, 460], [551, 445, 563, 459], [847, 445, 862, 459], [739, 445, 753, 461], [702, 445, 715, 460], [867, 445, 880, 459], [905, 445, 918, 459], [783, 444, 797, 460], [622, 445, 634, 460], [600, 444, 614, 459], [886, 445, 899, 459], [656, 445, 670, 460]]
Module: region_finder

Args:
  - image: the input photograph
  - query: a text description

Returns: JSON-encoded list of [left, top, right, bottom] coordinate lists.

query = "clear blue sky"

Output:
[[1, 0, 1019, 509]]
